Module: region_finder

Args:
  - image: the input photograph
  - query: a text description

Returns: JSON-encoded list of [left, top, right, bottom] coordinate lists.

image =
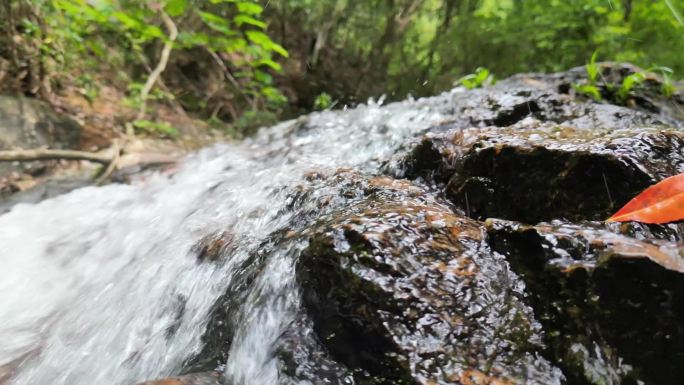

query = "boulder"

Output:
[[487, 219, 684, 385], [0, 95, 81, 178], [137, 371, 224, 385], [296, 178, 563, 384], [443, 62, 683, 131], [397, 126, 684, 224]]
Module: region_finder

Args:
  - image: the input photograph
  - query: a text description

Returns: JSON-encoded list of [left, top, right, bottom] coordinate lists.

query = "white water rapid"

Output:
[[0, 94, 454, 385]]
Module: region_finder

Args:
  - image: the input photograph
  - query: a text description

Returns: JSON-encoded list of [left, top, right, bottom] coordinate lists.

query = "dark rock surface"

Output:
[[397, 126, 684, 223], [297, 183, 562, 384], [0, 176, 91, 214], [147, 64, 684, 385], [487, 219, 684, 385], [137, 371, 224, 385]]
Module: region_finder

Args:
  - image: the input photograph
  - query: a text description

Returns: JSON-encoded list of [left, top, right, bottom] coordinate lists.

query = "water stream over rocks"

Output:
[[1, 64, 683, 385]]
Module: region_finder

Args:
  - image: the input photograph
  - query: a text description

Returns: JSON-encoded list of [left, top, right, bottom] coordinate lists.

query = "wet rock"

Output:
[[137, 371, 224, 385], [192, 231, 236, 263], [560, 62, 684, 123], [0, 96, 81, 178], [297, 182, 563, 384], [0, 176, 91, 214], [274, 317, 356, 385], [487, 219, 684, 385], [398, 126, 684, 224], [189, 65, 684, 385], [447, 127, 684, 223], [438, 64, 682, 132], [182, 236, 273, 373], [185, 171, 437, 378]]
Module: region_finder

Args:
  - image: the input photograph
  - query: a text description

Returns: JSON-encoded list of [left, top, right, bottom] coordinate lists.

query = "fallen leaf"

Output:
[[607, 173, 684, 224]]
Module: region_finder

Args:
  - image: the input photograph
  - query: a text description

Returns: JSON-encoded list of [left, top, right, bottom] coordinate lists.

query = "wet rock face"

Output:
[[429, 63, 683, 133], [447, 128, 684, 223], [487, 220, 684, 385], [148, 65, 684, 385], [399, 127, 684, 224], [137, 371, 224, 385], [297, 185, 563, 385]]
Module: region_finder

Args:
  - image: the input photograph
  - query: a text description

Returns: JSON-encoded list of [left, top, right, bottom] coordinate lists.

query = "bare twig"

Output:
[[204, 47, 257, 110], [95, 141, 120, 185], [310, 0, 346, 67], [135, 50, 188, 118], [0, 146, 177, 185], [0, 148, 113, 163], [137, 9, 178, 120]]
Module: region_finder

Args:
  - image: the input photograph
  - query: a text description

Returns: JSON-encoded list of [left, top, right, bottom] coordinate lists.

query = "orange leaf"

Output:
[[607, 173, 684, 224]]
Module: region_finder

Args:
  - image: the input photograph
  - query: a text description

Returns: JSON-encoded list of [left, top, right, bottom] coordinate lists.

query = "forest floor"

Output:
[[0, 84, 229, 204]]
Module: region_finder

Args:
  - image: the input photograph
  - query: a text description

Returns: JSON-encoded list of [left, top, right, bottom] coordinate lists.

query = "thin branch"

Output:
[[0, 148, 113, 163], [95, 141, 120, 185], [137, 9, 178, 120], [205, 47, 257, 110]]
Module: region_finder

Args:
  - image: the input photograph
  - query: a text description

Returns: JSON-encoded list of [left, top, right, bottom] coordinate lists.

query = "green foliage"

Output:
[[133, 119, 179, 138], [313, 93, 333, 110], [573, 84, 603, 101], [2, 0, 682, 139], [459, 67, 495, 90], [586, 51, 600, 84], [574, 51, 603, 101], [617, 72, 646, 101], [268, 0, 683, 102], [230, 110, 278, 136], [651, 66, 677, 98], [1, 0, 288, 136]]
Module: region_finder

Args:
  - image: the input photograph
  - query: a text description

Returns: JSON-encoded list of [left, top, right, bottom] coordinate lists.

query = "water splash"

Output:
[[0, 96, 451, 385]]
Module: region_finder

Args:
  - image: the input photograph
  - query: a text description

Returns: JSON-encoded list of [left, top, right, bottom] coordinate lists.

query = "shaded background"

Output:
[[1, 0, 682, 137]]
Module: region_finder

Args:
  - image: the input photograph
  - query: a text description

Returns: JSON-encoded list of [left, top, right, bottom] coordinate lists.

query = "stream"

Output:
[[0, 97, 448, 385], [1, 64, 683, 385]]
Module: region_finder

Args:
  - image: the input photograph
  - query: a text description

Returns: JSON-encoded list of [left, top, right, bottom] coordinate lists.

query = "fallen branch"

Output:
[[0, 146, 178, 185], [95, 141, 120, 185], [136, 9, 178, 121], [0, 148, 113, 164]]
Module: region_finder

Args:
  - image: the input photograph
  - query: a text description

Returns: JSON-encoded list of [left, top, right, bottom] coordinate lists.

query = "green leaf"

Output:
[[198, 11, 234, 35], [133, 119, 179, 138], [234, 14, 266, 29], [254, 70, 273, 84], [245, 31, 288, 57], [237, 2, 263, 15], [254, 58, 282, 72], [573, 83, 602, 101], [586, 51, 600, 83], [260, 86, 287, 105], [618, 72, 646, 100], [112, 11, 142, 30], [165, 0, 188, 17]]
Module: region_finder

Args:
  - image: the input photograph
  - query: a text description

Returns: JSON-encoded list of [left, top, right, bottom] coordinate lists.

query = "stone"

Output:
[[296, 179, 563, 385], [397, 126, 684, 224], [486, 219, 684, 385], [0, 95, 81, 178], [137, 371, 224, 385]]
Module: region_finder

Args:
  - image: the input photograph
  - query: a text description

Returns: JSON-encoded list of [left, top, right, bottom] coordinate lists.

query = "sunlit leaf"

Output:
[[237, 2, 263, 15], [165, 0, 188, 17], [245, 31, 288, 57], [254, 58, 282, 72], [234, 14, 266, 29], [607, 173, 684, 224]]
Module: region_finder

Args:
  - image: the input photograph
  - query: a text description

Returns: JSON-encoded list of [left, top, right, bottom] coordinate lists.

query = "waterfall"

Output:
[[0, 96, 451, 385]]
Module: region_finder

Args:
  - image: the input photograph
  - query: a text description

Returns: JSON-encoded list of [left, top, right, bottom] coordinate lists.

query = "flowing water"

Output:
[[0, 95, 454, 385]]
